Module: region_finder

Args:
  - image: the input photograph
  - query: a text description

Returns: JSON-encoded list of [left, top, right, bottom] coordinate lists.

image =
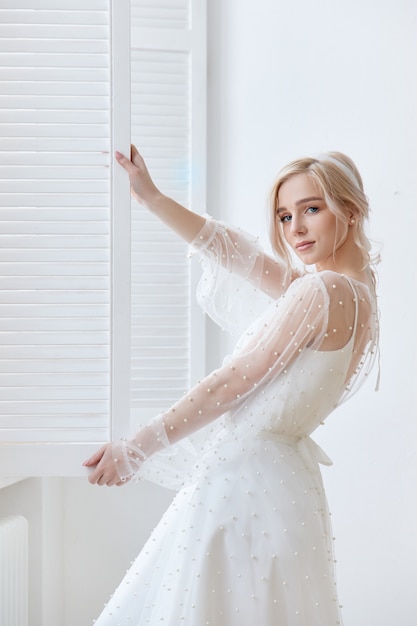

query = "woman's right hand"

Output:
[[83, 443, 127, 487], [115, 145, 162, 208]]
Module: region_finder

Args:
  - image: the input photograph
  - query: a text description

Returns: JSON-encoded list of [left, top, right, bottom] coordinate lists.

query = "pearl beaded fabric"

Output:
[[93, 218, 378, 625]]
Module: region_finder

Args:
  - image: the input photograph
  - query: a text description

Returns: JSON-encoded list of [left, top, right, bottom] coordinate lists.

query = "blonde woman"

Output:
[[85, 146, 379, 626]]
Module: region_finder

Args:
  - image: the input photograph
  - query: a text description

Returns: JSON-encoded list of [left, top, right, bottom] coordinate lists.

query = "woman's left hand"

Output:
[[83, 444, 128, 487]]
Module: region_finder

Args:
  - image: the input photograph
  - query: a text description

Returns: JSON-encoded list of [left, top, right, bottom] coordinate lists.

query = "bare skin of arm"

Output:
[[117, 146, 289, 297], [115, 145, 205, 243]]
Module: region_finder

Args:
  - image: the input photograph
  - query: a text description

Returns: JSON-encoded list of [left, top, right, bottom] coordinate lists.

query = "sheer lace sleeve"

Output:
[[115, 274, 335, 487], [189, 217, 297, 335]]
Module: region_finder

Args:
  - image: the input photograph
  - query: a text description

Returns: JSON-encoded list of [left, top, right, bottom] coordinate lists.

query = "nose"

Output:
[[290, 214, 307, 235]]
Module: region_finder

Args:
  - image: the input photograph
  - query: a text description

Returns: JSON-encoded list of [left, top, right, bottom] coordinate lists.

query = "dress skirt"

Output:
[[93, 434, 342, 626]]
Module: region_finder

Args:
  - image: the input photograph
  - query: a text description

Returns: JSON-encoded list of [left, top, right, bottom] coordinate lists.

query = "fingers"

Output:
[[87, 464, 104, 485], [85, 442, 129, 487], [83, 445, 106, 467], [115, 144, 143, 171], [85, 443, 112, 484], [93, 475, 117, 487], [97, 475, 119, 487], [115, 145, 159, 207], [88, 468, 117, 486], [91, 473, 127, 487], [115, 150, 136, 175], [130, 144, 142, 165]]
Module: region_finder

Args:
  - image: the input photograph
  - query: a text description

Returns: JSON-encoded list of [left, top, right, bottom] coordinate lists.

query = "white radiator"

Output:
[[0, 515, 28, 626]]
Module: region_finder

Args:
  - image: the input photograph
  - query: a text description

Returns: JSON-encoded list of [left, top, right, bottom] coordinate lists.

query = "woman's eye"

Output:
[[306, 206, 319, 214], [280, 214, 291, 223]]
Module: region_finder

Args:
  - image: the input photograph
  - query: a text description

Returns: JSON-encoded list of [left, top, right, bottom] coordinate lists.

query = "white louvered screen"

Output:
[[0, 0, 205, 475], [131, 0, 189, 30], [0, 0, 131, 474], [0, 1, 111, 444], [130, 0, 206, 423]]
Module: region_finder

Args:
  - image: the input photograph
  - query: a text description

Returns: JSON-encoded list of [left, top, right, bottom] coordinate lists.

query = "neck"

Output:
[[316, 234, 367, 280]]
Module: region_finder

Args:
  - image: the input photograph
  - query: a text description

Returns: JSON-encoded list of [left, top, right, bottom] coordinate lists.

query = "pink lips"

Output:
[[296, 241, 314, 252]]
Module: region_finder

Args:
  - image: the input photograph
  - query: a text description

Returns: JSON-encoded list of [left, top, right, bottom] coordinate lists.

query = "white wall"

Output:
[[207, 1, 417, 625], [59, 478, 173, 625], [0, 1, 415, 624], [0, 478, 63, 626], [0, 476, 174, 625]]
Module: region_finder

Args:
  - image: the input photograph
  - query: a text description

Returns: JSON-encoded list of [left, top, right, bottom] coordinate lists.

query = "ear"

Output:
[[346, 203, 359, 225]]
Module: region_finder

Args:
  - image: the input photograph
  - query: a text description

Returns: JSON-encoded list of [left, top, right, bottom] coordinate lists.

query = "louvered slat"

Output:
[[131, 0, 189, 30], [130, 16, 192, 417], [0, 1, 111, 443]]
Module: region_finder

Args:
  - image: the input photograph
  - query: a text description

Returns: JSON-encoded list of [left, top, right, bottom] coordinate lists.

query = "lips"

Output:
[[295, 241, 314, 252]]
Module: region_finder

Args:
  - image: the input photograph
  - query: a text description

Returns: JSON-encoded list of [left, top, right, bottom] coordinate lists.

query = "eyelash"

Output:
[[279, 206, 320, 223]]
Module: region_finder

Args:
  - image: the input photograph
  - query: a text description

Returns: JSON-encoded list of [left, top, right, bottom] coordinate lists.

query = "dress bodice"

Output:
[[137, 218, 378, 490], [227, 340, 355, 440]]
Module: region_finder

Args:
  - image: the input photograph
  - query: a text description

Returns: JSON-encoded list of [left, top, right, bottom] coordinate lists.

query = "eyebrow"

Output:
[[277, 196, 324, 214]]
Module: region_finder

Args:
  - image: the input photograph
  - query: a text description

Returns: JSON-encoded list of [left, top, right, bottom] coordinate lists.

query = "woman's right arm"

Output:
[[117, 145, 297, 299], [115, 145, 205, 243]]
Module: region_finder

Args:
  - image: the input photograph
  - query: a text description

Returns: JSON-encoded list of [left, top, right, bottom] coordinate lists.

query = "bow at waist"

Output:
[[257, 431, 333, 477]]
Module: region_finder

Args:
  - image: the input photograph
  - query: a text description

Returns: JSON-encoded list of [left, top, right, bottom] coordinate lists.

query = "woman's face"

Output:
[[276, 173, 346, 270]]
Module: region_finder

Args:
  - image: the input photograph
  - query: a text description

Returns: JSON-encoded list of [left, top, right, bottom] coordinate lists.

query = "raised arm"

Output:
[[117, 146, 296, 303], [115, 145, 205, 243]]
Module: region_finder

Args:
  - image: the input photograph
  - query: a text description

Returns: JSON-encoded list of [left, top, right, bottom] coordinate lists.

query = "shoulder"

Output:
[[287, 270, 330, 295], [283, 270, 358, 315], [281, 271, 330, 311], [313, 270, 375, 311], [291, 270, 353, 299]]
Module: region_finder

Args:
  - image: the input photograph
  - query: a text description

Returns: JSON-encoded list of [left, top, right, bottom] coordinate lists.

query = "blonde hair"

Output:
[[269, 151, 376, 271]]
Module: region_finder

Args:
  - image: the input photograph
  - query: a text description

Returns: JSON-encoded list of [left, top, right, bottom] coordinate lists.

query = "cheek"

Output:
[[284, 230, 293, 245], [274, 221, 290, 251], [334, 220, 349, 245], [274, 217, 282, 235], [275, 214, 287, 231], [278, 222, 290, 243], [325, 218, 349, 251]]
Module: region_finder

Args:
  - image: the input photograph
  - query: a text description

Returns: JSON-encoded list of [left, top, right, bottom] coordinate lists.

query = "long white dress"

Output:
[[94, 219, 378, 626]]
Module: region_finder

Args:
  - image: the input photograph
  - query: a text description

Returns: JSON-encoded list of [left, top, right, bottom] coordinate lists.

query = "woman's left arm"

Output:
[[84, 275, 329, 485]]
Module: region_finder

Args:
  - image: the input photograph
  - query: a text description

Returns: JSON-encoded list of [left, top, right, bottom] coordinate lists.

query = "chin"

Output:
[[295, 254, 318, 266]]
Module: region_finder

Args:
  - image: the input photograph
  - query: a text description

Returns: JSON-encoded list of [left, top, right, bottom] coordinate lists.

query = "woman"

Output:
[[84, 147, 379, 625]]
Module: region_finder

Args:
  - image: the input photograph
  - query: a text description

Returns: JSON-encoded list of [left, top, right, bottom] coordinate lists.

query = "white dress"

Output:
[[94, 219, 378, 626]]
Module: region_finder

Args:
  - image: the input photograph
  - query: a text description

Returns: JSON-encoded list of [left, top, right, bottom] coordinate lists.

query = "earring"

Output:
[[350, 218, 355, 225]]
